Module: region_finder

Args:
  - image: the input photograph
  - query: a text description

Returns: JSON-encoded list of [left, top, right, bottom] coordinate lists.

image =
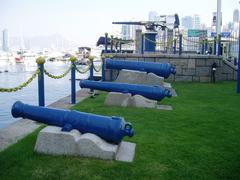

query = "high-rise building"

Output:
[[121, 25, 131, 40], [148, 11, 158, 21], [228, 22, 234, 31], [233, 9, 239, 23], [2, 29, 9, 52], [192, 15, 201, 29], [181, 15, 202, 30], [181, 16, 193, 29], [131, 25, 142, 40]]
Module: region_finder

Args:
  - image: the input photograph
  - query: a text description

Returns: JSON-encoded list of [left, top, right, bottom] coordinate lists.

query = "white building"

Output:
[[131, 25, 142, 40], [2, 29, 9, 52], [148, 11, 158, 21], [233, 9, 239, 23], [121, 25, 131, 40], [192, 15, 201, 29], [181, 16, 193, 29]]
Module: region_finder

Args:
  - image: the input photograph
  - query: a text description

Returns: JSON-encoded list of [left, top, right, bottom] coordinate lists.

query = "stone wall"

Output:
[[222, 60, 238, 81], [103, 54, 237, 82]]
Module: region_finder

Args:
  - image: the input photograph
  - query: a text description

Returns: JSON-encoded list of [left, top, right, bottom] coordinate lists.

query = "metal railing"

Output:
[[0, 56, 104, 106], [103, 32, 240, 59]]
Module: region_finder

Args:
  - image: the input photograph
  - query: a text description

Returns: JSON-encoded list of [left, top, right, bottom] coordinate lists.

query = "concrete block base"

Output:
[[104, 92, 131, 107], [104, 92, 172, 110], [115, 70, 177, 96], [128, 94, 158, 108], [34, 126, 136, 162], [116, 70, 165, 86]]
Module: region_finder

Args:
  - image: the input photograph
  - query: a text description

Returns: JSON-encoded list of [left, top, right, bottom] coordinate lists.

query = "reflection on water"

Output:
[[0, 60, 90, 128]]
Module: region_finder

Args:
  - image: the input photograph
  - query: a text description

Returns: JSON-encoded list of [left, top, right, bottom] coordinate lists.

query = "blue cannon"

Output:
[[11, 101, 134, 144], [80, 80, 172, 101], [105, 59, 176, 78]]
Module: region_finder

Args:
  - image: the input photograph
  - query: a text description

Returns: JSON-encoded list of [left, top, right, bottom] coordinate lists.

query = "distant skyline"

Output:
[[0, 0, 239, 47]]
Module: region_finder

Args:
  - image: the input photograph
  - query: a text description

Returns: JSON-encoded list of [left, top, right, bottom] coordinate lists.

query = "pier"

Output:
[[0, 88, 92, 151]]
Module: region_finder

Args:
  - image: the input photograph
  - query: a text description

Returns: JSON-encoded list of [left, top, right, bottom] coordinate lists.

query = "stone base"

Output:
[[167, 88, 177, 97], [34, 126, 136, 162], [115, 70, 177, 96], [116, 70, 165, 86], [104, 92, 172, 110]]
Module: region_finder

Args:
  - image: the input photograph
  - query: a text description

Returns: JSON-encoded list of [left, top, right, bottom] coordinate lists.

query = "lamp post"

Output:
[[237, 1, 240, 93], [216, 0, 221, 35], [238, 21, 240, 93], [216, 0, 221, 55]]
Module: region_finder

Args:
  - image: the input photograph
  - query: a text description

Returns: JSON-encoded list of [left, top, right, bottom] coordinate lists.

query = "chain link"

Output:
[[229, 36, 238, 40], [74, 64, 91, 74], [144, 37, 163, 45], [112, 38, 135, 44], [182, 36, 213, 45], [0, 60, 93, 93], [144, 36, 176, 45], [44, 65, 72, 79], [0, 68, 40, 93], [182, 36, 201, 44], [92, 59, 103, 72]]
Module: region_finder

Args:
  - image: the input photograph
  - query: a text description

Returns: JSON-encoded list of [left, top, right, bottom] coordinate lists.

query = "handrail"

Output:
[[0, 68, 40, 92]]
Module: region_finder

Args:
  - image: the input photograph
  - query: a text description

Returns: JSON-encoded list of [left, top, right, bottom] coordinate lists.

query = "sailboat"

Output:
[[15, 50, 24, 63], [15, 30, 25, 63]]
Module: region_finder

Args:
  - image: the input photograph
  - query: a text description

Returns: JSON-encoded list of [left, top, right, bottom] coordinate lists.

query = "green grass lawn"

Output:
[[0, 82, 240, 180]]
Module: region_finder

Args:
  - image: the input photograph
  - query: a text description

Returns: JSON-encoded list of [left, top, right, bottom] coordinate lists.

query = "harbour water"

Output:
[[0, 59, 92, 128]]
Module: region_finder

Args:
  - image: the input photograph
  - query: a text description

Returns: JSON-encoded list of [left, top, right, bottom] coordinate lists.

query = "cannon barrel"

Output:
[[112, 21, 145, 25], [11, 101, 134, 144], [112, 21, 163, 26], [80, 80, 172, 101], [105, 59, 176, 78]]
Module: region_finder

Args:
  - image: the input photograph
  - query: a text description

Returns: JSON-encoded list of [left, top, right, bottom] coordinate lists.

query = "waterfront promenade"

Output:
[[0, 89, 92, 151]]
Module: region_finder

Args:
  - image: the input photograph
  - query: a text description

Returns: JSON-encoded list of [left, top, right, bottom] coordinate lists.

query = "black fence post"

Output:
[[179, 34, 182, 55], [105, 33, 108, 53]]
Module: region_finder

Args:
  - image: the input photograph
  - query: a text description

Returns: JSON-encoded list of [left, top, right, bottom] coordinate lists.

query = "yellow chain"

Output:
[[144, 36, 163, 45], [112, 38, 135, 44], [74, 64, 91, 74], [101, 54, 115, 59], [92, 59, 103, 72], [0, 68, 40, 93], [144, 36, 177, 45], [182, 36, 212, 45], [182, 36, 202, 44], [229, 36, 238, 40], [182, 44, 199, 48], [44, 65, 72, 79]]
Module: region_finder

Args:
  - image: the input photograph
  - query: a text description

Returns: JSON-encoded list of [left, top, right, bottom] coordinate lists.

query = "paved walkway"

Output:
[[0, 89, 91, 152]]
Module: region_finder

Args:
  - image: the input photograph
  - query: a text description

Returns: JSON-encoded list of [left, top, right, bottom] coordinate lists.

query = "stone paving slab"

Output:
[[115, 141, 136, 162], [0, 89, 92, 152], [0, 119, 41, 151], [156, 105, 173, 111], [49, 89, 91, 109]]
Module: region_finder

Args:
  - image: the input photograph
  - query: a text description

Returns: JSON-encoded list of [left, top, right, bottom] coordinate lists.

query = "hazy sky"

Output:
[[0, 0, 239, 46]]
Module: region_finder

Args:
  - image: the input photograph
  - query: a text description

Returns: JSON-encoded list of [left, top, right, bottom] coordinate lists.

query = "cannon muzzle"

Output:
[[105, 59, 176, 78], [12, 101, 134, 144], [80, 80, 172, 101]]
